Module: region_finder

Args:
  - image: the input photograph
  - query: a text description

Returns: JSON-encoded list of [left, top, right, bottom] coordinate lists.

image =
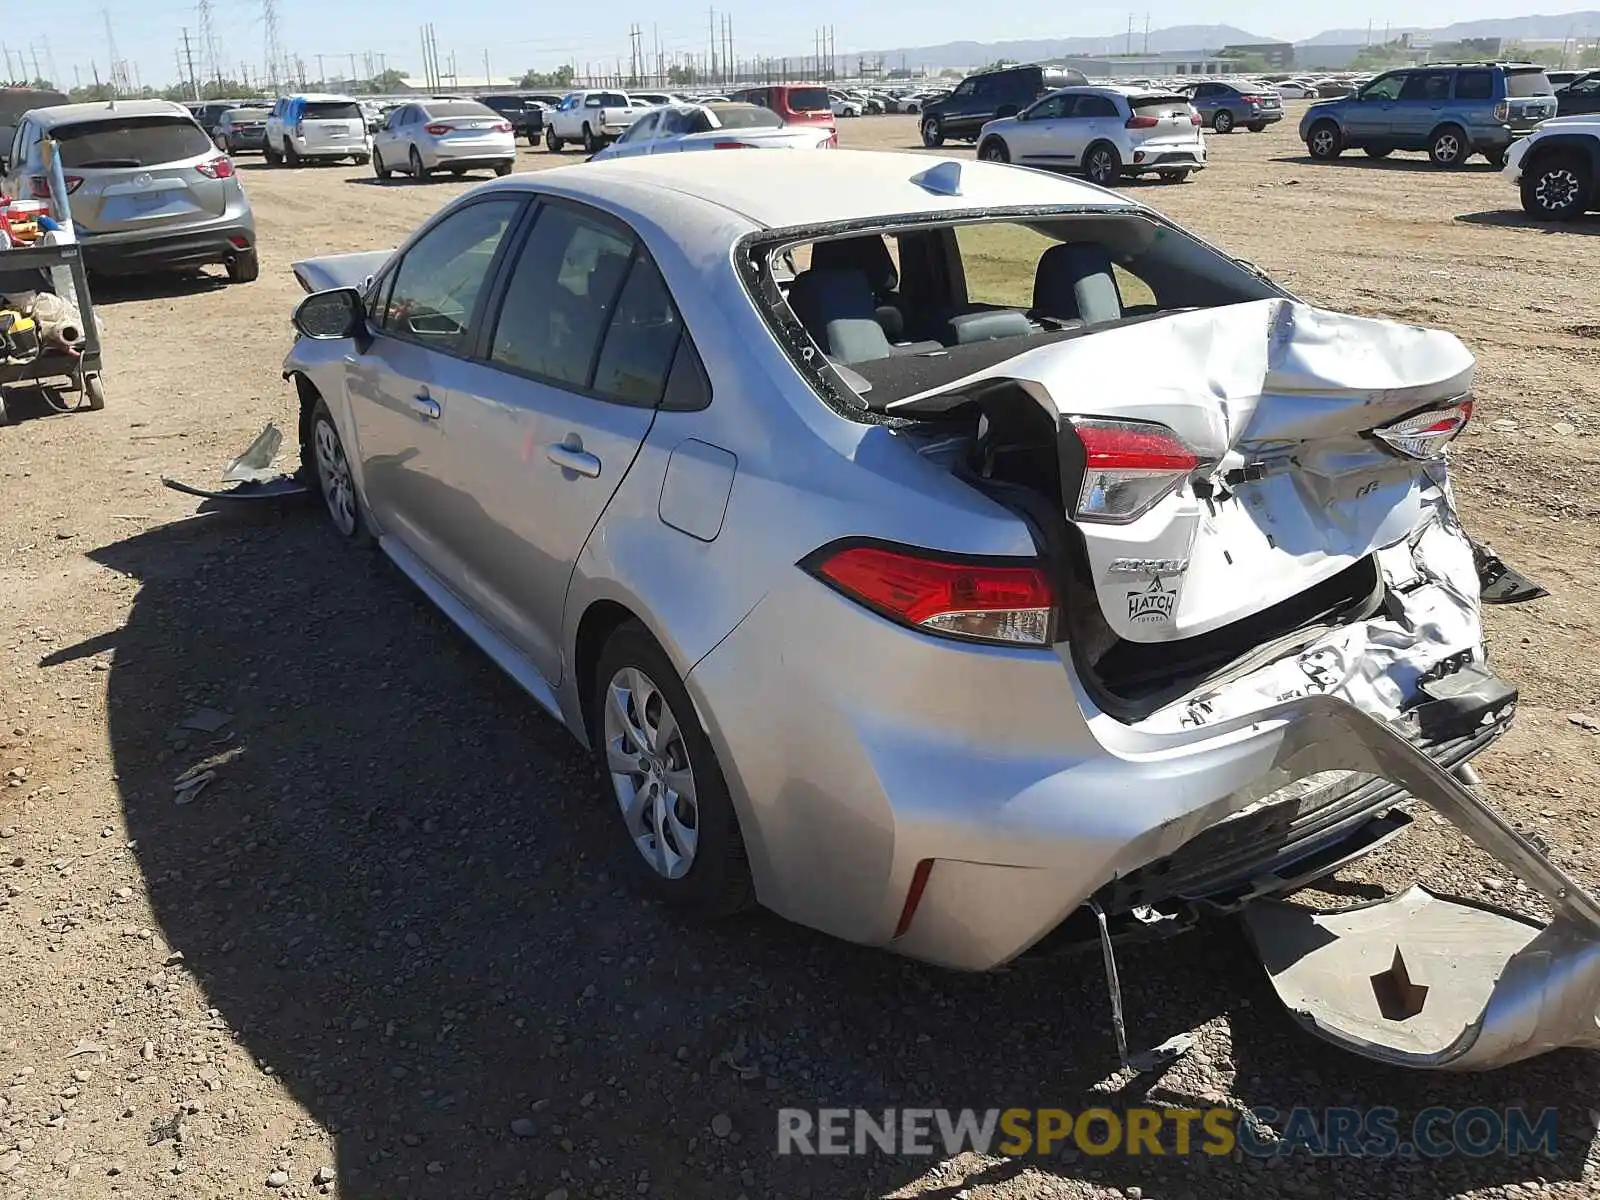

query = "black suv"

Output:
[[920, 64, 1088, 146], [481, 93, 548, 145]]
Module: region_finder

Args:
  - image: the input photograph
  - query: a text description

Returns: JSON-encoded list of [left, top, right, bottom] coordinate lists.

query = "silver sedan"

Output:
[[371, 98, 516, 180]]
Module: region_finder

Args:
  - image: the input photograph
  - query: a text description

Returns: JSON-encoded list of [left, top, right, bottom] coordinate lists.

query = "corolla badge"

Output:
[[1108, 557, 1189, 576]]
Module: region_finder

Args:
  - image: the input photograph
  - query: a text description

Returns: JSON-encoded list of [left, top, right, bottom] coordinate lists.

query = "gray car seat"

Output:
[[1031, 243, 1124, 326], [786, 268, 940, 365], [808, 235, 910, 340]]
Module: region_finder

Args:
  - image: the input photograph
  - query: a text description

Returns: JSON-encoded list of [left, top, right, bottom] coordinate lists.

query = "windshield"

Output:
[[55, 116, 212, 167], [1506, 69, 1555, 97], [302, 101, 362, 120], [786, 86, 830, 112], [426, 101, 496, 118], [709, 106, 782, 130]]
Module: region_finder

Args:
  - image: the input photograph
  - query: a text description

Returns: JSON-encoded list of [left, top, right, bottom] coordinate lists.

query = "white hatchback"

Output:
[[977, 85, 1206, 186]]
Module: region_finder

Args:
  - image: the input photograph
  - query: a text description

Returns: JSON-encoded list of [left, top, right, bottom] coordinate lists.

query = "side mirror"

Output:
[[294, 287, 366, 341]]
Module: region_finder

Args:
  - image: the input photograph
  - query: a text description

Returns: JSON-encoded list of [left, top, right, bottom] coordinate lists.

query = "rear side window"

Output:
[[302, 101, 362, 120], [592, 258, 684, 406], [54, 116, 212, 167], [1505, 69, 1555, 97], [1454, 71, 1493, 100], [489, 205, 635, 388], [1076, 95, 1120, 118], [1398, 71, 1451, 101], [786, 87, 829, 112]]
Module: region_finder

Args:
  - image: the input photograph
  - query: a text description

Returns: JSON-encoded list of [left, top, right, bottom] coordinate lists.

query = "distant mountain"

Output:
[[856, 26, 1268, 70], [1300, 10, 1600, 46]]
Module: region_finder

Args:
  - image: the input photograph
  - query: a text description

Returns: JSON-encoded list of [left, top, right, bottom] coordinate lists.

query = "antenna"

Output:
[[262, 0, 284, 92]]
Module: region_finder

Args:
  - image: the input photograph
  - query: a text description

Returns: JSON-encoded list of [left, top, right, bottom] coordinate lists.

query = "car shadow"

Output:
[[80, 504, 1598, 1199], [90, 270, 230, 305], [346, 174, 495, 188], [0, 384, 81, 426], [1457, 208, 1600, 234], [1271, 154, 1503, 172]]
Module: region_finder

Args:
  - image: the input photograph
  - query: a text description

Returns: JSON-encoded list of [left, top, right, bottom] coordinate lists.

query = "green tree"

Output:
[[366, 68, 407, 93], [666, 63, 697, 86], [519, 64, 575, 89]]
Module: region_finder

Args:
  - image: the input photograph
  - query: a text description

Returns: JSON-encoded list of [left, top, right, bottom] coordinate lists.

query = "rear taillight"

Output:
[[425, 123, 451, 135], [1070, 417, 1199, 524], [803, 541, 1056, 647], [1125, 114, 1159, 129], [1493, 101, 1510, 122], [27, 175, 82, 198], [1371, 399, 1473, 460], [1190, 111, 1202, 126], [1240, 94, 1261, 104], [195, 156, 235, 179], [492, 121, 513, 133]]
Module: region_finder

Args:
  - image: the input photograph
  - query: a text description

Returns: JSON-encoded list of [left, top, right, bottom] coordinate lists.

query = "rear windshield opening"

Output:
[[55, 116, 212, 167], [1506, 69, 1555, 97], [750, 214, 1279, 413], [708, 105, 782, 130], [786, 87, 830, 112], [302, 101, 363, 120]]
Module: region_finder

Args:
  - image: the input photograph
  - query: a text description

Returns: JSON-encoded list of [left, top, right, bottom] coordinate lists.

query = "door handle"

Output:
[[545, 443, 602, 478], [408, 393, 440, 420]]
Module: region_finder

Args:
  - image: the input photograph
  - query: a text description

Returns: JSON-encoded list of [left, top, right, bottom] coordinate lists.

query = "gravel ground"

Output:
[[1, 109, 1598, 1200]]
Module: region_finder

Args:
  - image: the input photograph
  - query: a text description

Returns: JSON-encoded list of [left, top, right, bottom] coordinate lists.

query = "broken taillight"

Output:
[[1371, 398, 1473, 460], [1070, 417, 1199, 524], [802, 540, 1056, 646]]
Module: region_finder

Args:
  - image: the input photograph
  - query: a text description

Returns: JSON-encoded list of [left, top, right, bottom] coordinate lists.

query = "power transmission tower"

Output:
[[722, 15, 732, 85], [181, 27, 200, 99], [707, 7, 717, 86], [102, 9, 130, 94], [198, 0, 222, 88], [262, 0, 284, 92]]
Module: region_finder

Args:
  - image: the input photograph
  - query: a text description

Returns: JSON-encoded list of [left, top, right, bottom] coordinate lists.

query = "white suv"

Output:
[[977, 85, 1206, 186], [263, 94, 371, 167]]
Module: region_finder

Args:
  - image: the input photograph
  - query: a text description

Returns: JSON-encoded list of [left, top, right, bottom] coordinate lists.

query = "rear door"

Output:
[[1394, 70, 1452, 144], [342, 196, 524, 579], [435, 199, 680, 681], [1072, 93, 1124, 162], [53, 114, 226, 233]]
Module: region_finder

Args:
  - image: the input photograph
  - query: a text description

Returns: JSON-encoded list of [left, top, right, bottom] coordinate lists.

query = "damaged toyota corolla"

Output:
[[269, 150, 1596, 1071]]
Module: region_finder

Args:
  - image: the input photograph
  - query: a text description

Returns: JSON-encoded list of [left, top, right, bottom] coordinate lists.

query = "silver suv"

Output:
[[2, 99, 258, 282]]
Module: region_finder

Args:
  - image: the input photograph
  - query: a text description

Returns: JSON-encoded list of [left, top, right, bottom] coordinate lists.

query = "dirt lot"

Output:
[[1, 109, 1598, 1200]]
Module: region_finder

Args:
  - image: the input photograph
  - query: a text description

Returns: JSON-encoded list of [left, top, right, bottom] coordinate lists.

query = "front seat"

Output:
[[1030, 243, 1124, 327]]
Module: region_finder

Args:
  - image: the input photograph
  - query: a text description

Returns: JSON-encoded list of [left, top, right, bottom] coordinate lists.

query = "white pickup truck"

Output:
[[546, 90, 648, 154]]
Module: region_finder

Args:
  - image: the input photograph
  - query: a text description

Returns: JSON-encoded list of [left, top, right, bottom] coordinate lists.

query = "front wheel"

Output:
[[1083, 143, 1122, 187], [1483, 149, 1507, 169], [1429, 125, 1468, 168], [1520, 155, 1592, 220], [978, 137, 1009, 163], [263, 142, 281, 165], [372, 148, 391, 179], [593, 622, 753, 916], [1212, 109, 1235, 134], [352, 154, 369, 165], [547, 130, 563, 152], [1306, 120, 1342, 160], [920, 116, 944, 147], [308, 399, 368, 543], [82, 374, 105, 411]]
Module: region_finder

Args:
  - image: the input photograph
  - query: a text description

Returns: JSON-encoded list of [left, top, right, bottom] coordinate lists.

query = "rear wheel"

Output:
[[226, 248, 259, 284], [547, 129, 563, 152], [583, 124, 601, 154], [372, 147, 391, 179], [1483, 148, 1507, 169], [1083, 143, 1121, 187], [284, 140, 300, 167], [920, 116, 944, 147], [494, 160, 514, 177], [1212, 109, 1235, 134], [978, 137, 1009, 163], [1247, 122, 1266, 132], [1364, 146, 1393, 159], [213, 133, 227, 152], [593, 621, 753, 917], [409, 146, 429, 179], [352, 154, 369, 165], [1428, 125, 1468, 167], [1520, 154, 1592, 220], [1307, 120, 1342, 160]]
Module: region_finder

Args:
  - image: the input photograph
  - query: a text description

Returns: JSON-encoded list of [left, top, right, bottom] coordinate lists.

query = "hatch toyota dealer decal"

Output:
[[1128, 577, 1178, 623]]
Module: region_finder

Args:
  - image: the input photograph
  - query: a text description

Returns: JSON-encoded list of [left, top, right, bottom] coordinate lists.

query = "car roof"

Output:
[[479, 148, 1133, 231], [286, 92, 360, 102], [27, 99, 193, 128]]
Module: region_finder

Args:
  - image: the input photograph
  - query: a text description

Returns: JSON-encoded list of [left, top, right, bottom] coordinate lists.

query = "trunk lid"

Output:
[[889, 298, 1474, 646]]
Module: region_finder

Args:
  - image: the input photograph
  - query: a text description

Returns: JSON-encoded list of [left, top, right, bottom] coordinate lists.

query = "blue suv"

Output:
[[1299, 63, 1557, 167]]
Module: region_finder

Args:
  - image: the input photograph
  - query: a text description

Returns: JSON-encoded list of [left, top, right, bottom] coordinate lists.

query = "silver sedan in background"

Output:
[[590, 102, 836, 160], [371, 98, 516, 180]]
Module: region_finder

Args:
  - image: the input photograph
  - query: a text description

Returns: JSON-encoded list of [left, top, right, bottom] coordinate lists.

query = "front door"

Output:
[[1344, 73, 1404, 140], [343, 196, 524, 581], [1009, 93, 1076, 165], [437, 199, 685, 681]]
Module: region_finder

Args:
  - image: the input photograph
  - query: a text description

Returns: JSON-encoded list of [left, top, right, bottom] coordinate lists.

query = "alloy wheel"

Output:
[[1311, 128, 1337, 157], [313, 417, 357, 536], [1535, 167, 1582, 212], [603, 666, 699, 880], [1433, 132, 1462, 164]]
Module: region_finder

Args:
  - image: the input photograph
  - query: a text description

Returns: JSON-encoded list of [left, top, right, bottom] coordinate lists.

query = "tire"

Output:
[[352, 154, 369, 166], [1212, 109, 1235, 134], [547, 130, 563, 152], [905, 102, 920, 114], [307, 398, 368, 543], [978, 137, 1009, 163], [1083, 143, 1122, 187], [284, 140, 300, 167], [213, 133, 227, 152], [449, 167, 466, 177], [592, 620, 753, 917], [583, 124, 601, 154], [263, 141, 281, 166], [1307, 120, 1342, 160], [1484, 149, 1507, 169], [1520, 154, 1592, 221], [83, 374, 105, 411], [920, 116, 945, 147], [372, 148, 391, 180], [494, 160, 514, 177], [1247, 122, 1266, 133], [1364, 146, 1393, 159], [409, 146, 429, 179], [1160, 169, 1192, 184], [226, 248, 259, 284], [1428, 125, 1468, 168]]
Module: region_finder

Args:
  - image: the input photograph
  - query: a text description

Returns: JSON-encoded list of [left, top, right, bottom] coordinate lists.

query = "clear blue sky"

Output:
[[31, 0, 1575, 92]]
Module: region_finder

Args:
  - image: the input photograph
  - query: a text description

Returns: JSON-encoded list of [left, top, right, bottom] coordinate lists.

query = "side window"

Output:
[[9, 121, 28, 170], [973, 76, 998, 99], [584, 95, 603, 108], [592, 256, 685, 407], [1361, 74, 1405, 102], [1575, 76, 1600, 95], [953, 79, 975, 97], [1078, 95, 1119, 118], [488, 204, 635, 388], [377, 199, 521, 354], [1028, 95, 1071, 120], [685, 110, 714, 134], [1454, 70, 1493, 100], [1399, 71, 1451, 102]]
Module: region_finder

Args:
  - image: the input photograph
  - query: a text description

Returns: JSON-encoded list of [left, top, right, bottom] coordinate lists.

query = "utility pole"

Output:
[[181, 27, 199, 99], [350, 51, 358, 87], [1126, 13, 1133, 56], [42, 36, 57, 87], [1143, 13, 1150, 56], [708, 7, 717, 86], [315, 53, 324, 86]]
